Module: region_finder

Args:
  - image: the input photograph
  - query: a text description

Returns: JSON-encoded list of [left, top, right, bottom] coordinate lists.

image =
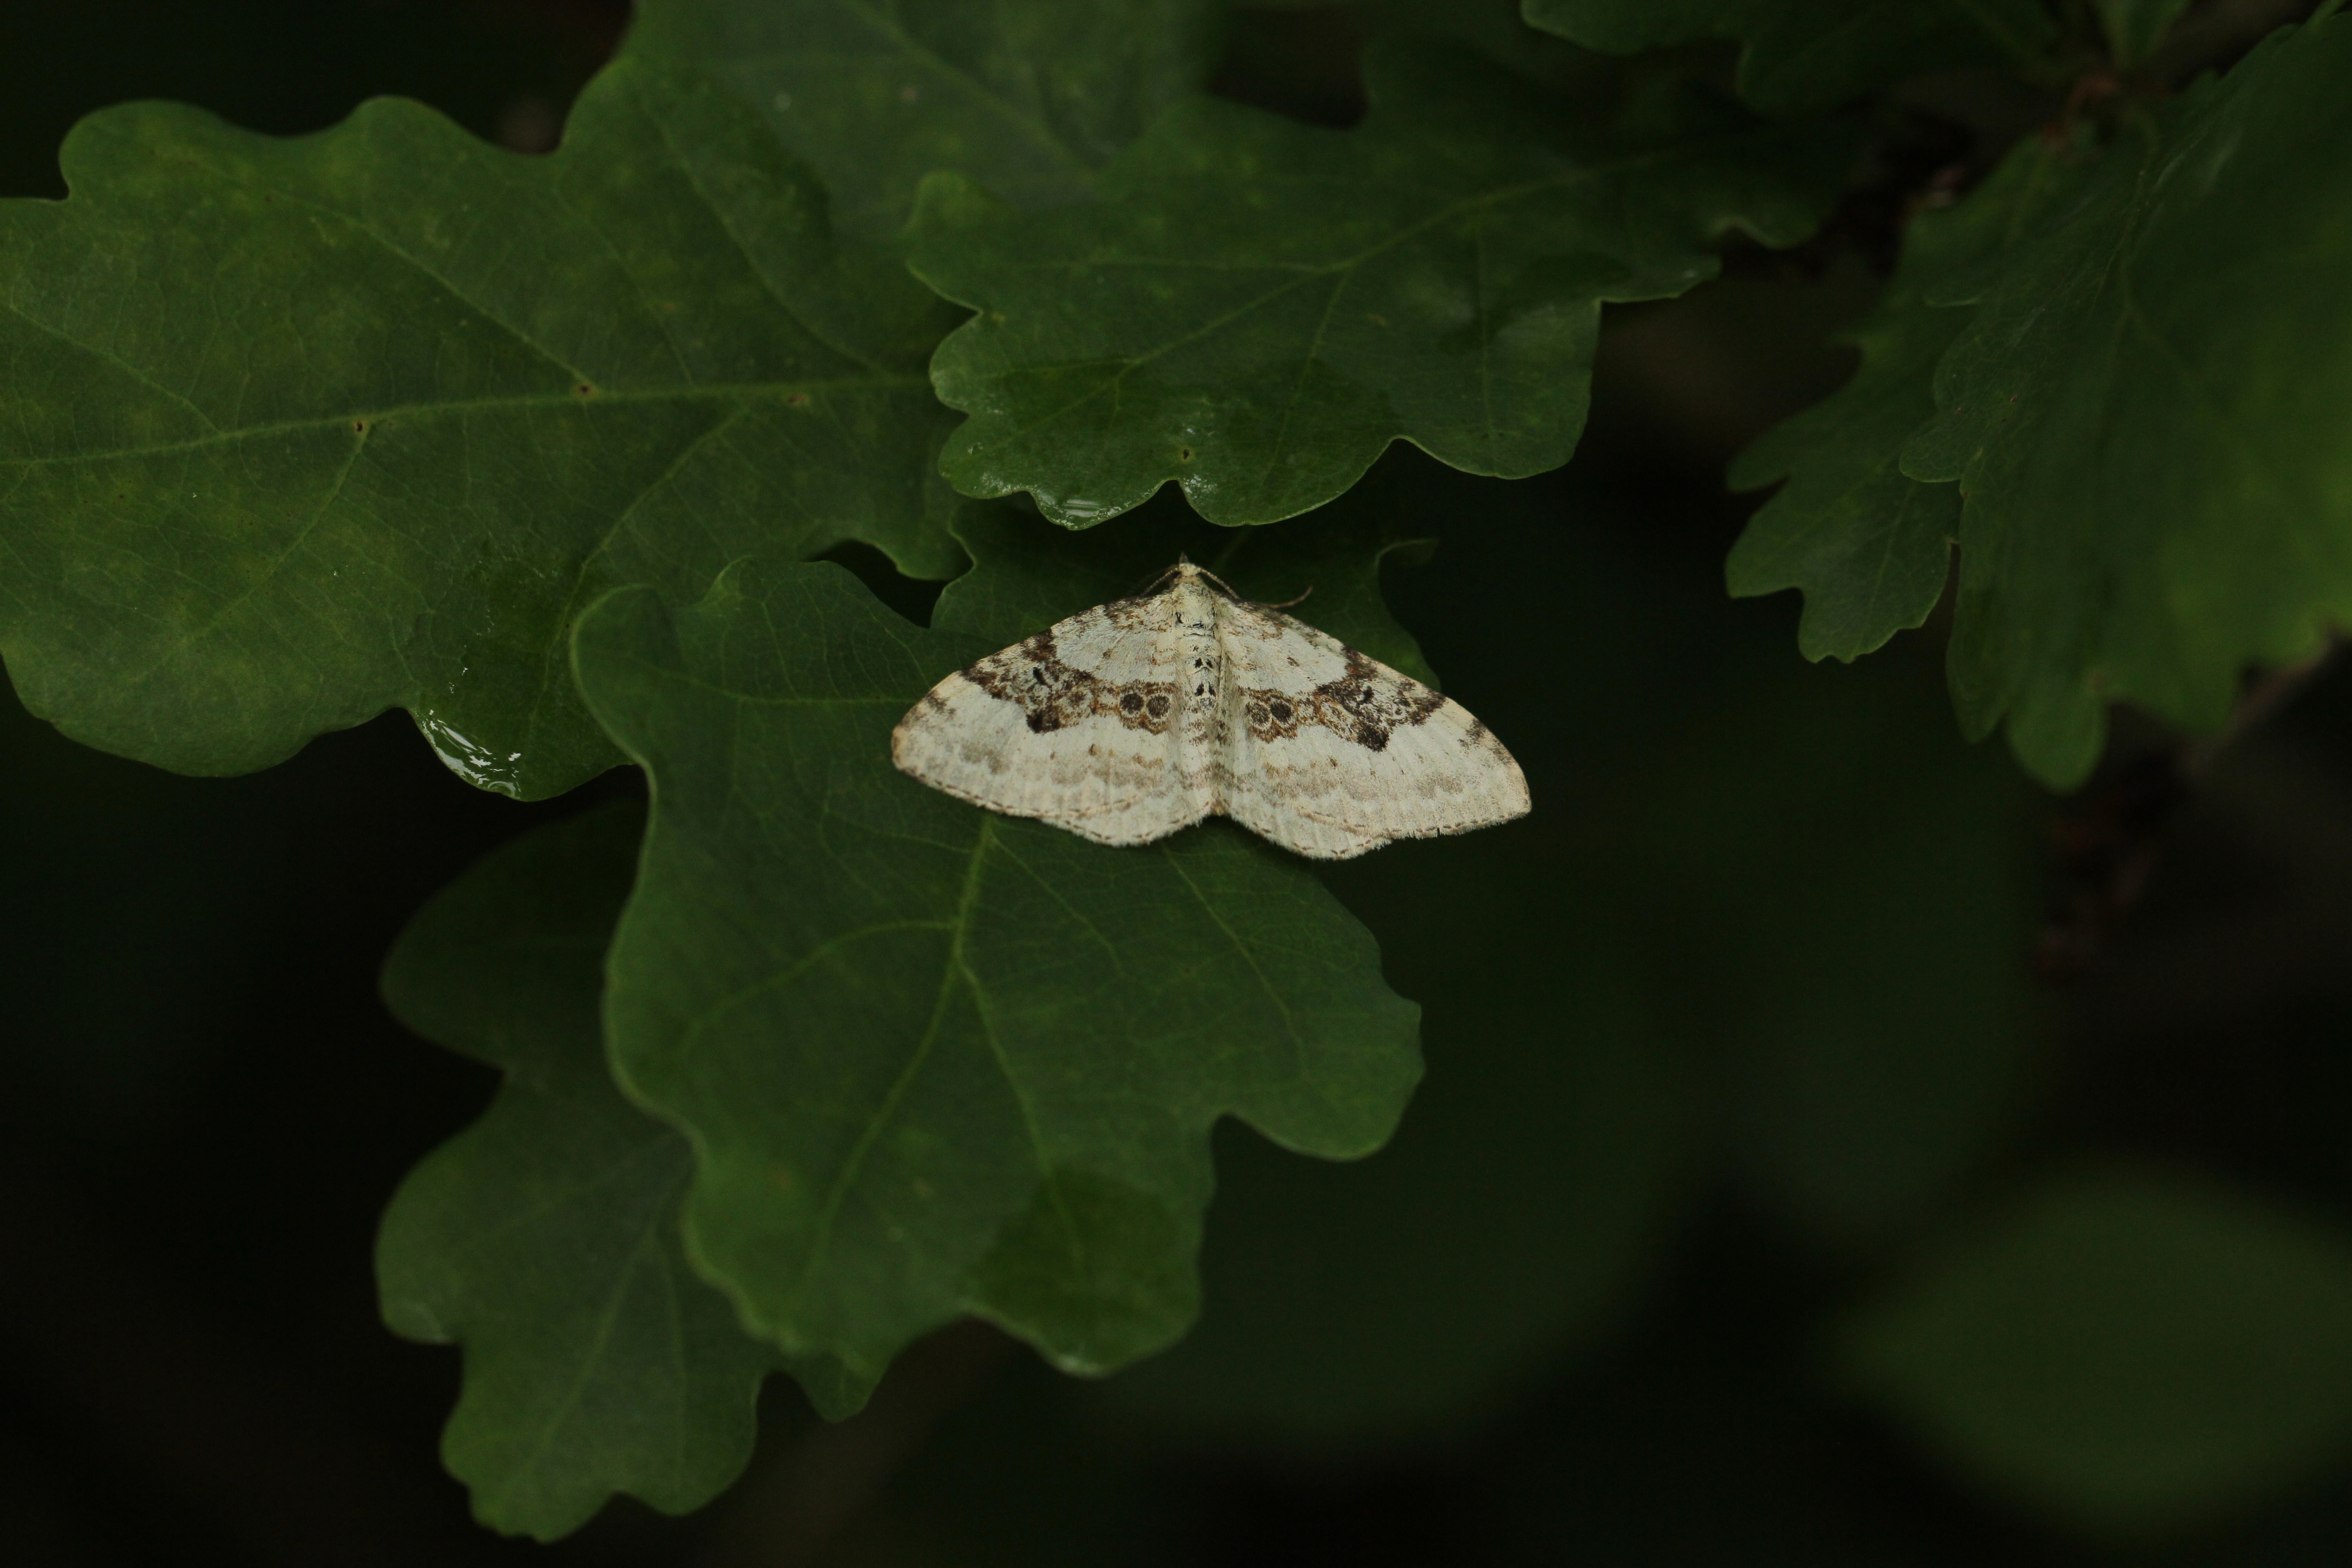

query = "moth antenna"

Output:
[[1135, 558, 1189, 595], [1191, 563, 1247, 599], [1263, 584, 1313, 610]]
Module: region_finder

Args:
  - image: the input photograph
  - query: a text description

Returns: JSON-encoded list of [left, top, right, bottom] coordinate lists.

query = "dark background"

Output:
[[7, 3, 2352, 1562]]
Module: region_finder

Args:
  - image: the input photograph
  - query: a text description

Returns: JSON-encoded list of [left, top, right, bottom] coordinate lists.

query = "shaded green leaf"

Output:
[[1652, 649, 2043, 1245], [1546, 431, 2048, 1249], [1899, 15, 2352, 787], [808, 1352, 1165, 1567], [569, 549, 1422, 1386], [1522, 0, 2058, 117], [914, 44, 1856, 527], [1386, 450, 2044, 1258], [1837, 1163, 2352, 1535], [377, 802, 867, 1541], [1348, 0, 1630, 93], [2094, 0, 2197, 71], [622, 0, 1226, 241], [1089, 931, 1696, 1450], [0, 54, 958, 798], [1727, 139, 2093, 662]]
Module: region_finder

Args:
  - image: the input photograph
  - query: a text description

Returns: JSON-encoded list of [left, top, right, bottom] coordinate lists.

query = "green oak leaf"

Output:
[[1521, 0, 2058, 117], [0, 53, 960, 799], [913, 43, 1857, 527], [1727, 137, 2094, 662], [1899, 15, 2352, 788], [622, 0, 1226, 241], [376, 802, 869, 1542], [1837, 1164, 2352, 1535], [569, 552, 1423, 1386]]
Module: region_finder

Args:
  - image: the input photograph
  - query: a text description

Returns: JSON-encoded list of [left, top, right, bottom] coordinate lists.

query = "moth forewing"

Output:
[[1210, 598, 1528, 859]]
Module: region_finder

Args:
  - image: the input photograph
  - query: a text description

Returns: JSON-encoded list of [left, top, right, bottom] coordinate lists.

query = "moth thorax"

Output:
[[1172, 580, 1222, 707]]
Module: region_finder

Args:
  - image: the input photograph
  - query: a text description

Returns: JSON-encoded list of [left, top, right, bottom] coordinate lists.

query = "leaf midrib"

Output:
[[0, 376, 932, 470], [494, 1152, 697, 1508], [781, 818, 996, 1312]]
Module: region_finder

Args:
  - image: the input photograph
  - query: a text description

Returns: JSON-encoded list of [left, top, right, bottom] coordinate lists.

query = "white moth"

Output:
[[890, 560, 1529, 860]]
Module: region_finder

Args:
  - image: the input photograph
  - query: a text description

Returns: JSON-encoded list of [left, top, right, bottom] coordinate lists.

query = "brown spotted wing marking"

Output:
[[959, 627, 1178, 736], [1235, 646, 1451, 753], [890, 578, 1215, 849]]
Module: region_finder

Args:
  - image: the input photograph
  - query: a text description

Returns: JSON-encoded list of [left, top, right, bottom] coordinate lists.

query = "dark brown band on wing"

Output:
[[960, 637, 1180, 736], [1239, 650, 1450, 750]]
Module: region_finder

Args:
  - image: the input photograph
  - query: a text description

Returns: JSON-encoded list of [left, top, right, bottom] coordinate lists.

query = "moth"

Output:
[[890, 560, 1529, 860]]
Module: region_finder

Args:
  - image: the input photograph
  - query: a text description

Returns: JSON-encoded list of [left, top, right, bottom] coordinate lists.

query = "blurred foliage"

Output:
[[7, 1, 2352, 1564], [1838, 1162, 2352, 1536]]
